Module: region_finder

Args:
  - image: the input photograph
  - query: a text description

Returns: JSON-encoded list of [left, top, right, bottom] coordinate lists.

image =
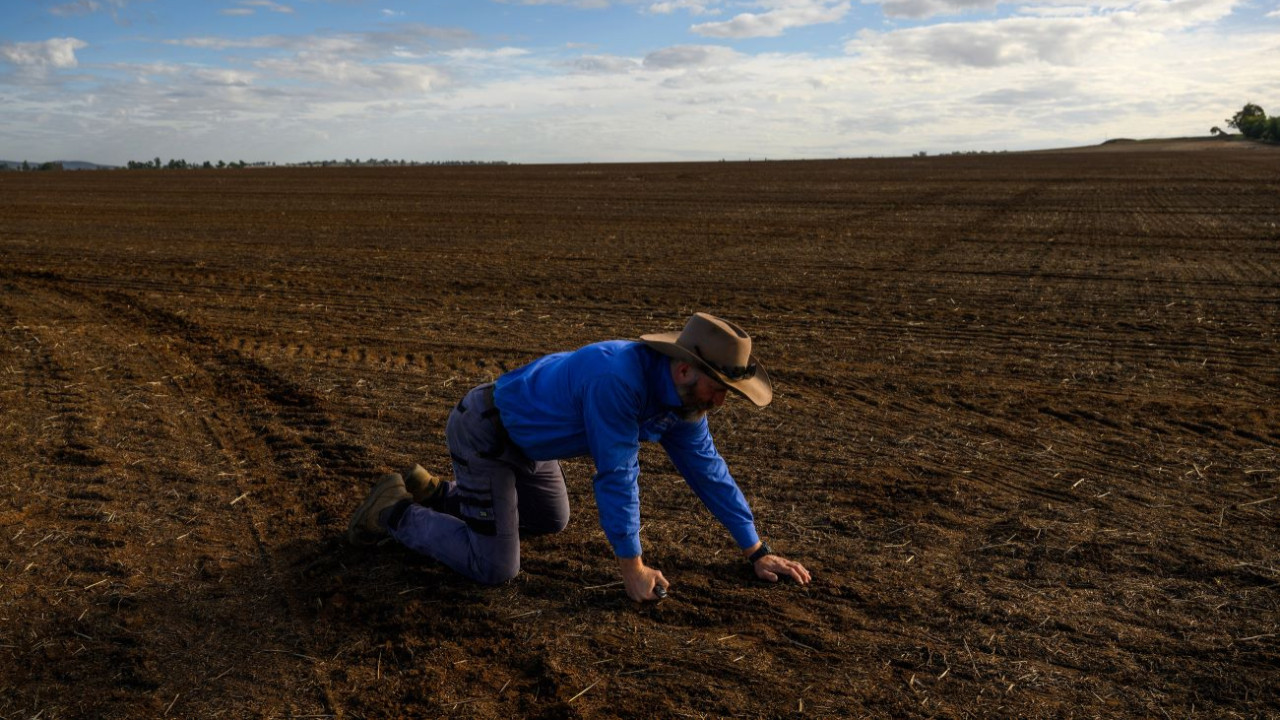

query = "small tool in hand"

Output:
[[654, 585, 667, 599]]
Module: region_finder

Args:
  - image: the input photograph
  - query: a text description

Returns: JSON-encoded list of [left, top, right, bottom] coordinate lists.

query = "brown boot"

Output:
[[347, 473, 411, 546], [403, 464, 447, 505]]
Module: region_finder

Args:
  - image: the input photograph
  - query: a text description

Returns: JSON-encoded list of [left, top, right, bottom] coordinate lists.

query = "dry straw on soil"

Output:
[[1, 144, 1278, 718]]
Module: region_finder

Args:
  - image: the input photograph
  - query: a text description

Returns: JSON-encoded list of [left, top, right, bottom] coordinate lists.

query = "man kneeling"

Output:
[[348, 312, 811, 602]]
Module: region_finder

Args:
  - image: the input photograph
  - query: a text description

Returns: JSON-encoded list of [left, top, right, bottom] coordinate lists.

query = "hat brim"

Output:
[[640, 332, 772, 407]]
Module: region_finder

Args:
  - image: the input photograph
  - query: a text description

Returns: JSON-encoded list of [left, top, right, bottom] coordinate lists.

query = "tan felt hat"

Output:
[[640, 312, 772, 407]]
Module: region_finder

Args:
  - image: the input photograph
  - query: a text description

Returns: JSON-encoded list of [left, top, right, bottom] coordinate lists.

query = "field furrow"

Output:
[[2, 145, 1278, 719]]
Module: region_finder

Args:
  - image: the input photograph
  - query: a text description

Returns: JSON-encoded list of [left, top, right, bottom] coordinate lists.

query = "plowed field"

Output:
[[2, 142, 1278, 719]]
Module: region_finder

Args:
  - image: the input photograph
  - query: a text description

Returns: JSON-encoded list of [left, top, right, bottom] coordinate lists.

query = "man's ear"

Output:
[[672, 360, 695, 383]]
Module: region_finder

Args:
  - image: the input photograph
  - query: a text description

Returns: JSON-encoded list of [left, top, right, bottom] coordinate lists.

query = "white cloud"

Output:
[[245, 0, 295, 13], [50, 1, 102, 17], [141, 26, 470, 111], [570, 54, 642, 73], [167, 25, 474, 55], [643, 44, 740, 68], [192, 68, 257, 86], [442, 47, 531, 61], [871, 0, 1239, 20], [850, 17, 1114, 67], [169, 35, 288, 49], [968, 78, 1080, 104], [647, 0, 720, 14], [253, 58, 446, 95], [221, 0, 295, 16], [692, 0, 850, 38], [49, 0, 128, 18], [494, 0, 721, 13], [1017, 4, 1105, 18], [119, 61, 185, 77], [848, 0, 1241, 68], [5, 0, 1278, 165], [1131, 0, 1237, 29], [0, 38, 88, 69], [875, 0, 998, 19], [492, 0, 612, 7]]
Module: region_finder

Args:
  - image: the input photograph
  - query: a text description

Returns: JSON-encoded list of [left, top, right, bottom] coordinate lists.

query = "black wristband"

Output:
[[748, 541, 772, 564]]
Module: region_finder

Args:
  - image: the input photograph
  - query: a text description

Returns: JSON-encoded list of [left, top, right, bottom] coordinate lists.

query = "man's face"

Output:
[[676, 368, 730, 421]]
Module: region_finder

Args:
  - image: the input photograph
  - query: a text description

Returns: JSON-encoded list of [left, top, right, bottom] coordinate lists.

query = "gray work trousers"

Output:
[[389, 383, 570, 584]]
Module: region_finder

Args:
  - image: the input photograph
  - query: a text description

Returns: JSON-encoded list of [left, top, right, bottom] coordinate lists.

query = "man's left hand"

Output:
[[753, 553, 811, 585]]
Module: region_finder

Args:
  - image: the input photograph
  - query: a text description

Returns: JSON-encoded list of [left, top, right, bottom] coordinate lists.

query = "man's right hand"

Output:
[[618, 555, 669, 602]]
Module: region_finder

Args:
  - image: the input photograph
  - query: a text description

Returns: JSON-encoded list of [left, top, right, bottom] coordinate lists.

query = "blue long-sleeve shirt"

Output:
[[492, 340, 760, 558]]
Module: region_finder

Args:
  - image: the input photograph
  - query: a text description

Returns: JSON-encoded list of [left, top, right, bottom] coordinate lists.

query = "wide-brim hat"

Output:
[[640, 312, 772, 407]]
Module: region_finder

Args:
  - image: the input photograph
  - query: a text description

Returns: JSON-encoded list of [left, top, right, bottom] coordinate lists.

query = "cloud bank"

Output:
[[1, 37, 88, 69], [692, 1, 851, 37], [1, 0, 1276, 164]]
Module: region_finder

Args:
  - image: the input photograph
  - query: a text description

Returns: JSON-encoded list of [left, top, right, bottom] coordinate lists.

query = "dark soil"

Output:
[[1, 147, 1278, 719]]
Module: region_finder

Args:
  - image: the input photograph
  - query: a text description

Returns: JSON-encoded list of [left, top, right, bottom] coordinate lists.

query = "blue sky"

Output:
[[2, 0, 1278, 164]]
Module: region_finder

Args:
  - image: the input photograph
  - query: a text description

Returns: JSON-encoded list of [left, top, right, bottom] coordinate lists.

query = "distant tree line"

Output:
[[126, 158, 264, 170], [5, 156, 513, 172], [122, 157, 511, 170], [1217, 104, 1280, 142], [1, 161, 65, 171], [292, 159, 511, 167]]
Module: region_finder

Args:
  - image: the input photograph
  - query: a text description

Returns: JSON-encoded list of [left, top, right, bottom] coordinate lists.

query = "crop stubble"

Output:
[[1, 145, 1278, 718]]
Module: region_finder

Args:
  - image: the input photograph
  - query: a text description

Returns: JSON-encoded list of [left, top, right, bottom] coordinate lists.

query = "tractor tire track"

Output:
[[0, 273, 376, 718]]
